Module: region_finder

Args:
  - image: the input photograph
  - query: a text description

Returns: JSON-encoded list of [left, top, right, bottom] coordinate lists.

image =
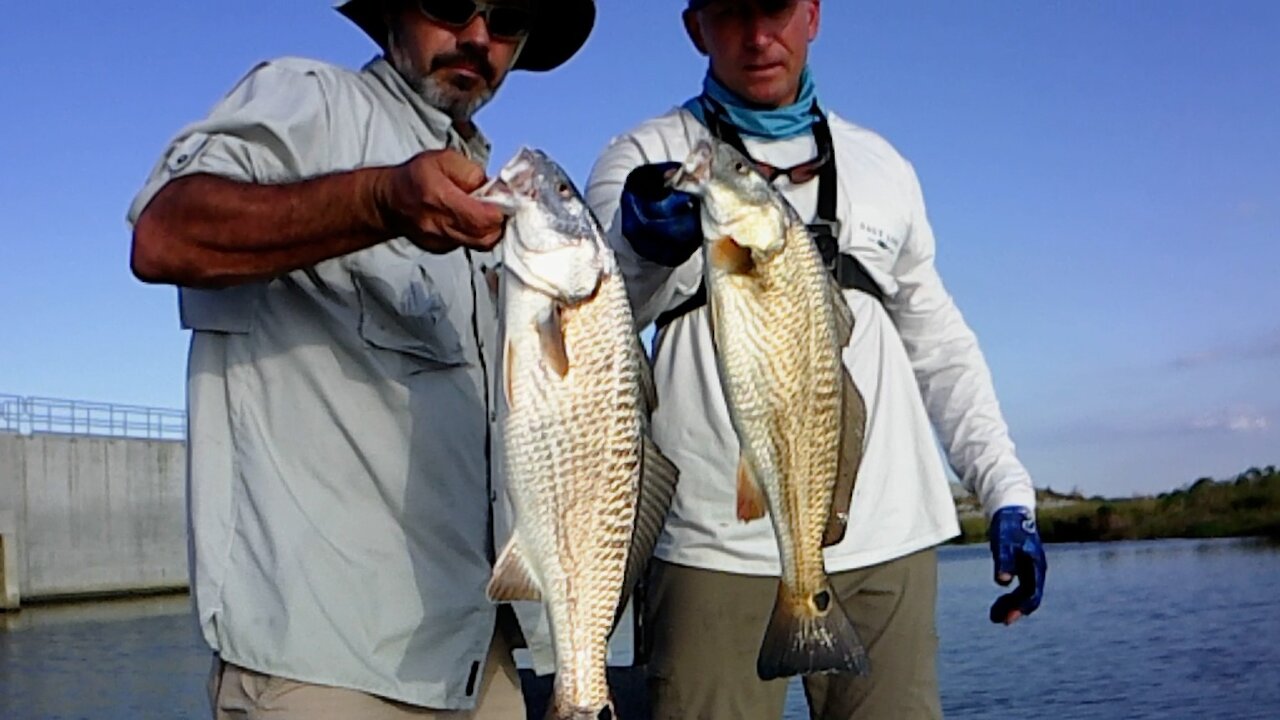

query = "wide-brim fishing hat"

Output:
[[336, 0, 596, 72]]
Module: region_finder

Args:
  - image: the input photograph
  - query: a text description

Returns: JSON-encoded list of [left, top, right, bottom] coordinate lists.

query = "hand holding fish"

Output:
[[619, 161, 703, 267], [377, 148, 506, 253]]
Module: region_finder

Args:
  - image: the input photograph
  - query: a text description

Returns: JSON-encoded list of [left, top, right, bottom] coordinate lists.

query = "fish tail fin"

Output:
[[756, 581, 870, 680]]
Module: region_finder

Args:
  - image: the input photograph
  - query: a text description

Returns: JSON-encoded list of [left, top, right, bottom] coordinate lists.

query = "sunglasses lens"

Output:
[[487, 6, 533, 38], [789, 163, 820, 184], [780, 151, 830, 184], [423, 0, 479, 25], [752, 162, 779, 183]]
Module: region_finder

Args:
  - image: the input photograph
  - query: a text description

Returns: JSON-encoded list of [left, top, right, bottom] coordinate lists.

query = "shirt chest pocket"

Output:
[[843, 202, 909, 272], [351, 245, 470, 372]]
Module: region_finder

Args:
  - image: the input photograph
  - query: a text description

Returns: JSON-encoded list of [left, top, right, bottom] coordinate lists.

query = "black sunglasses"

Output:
[[699, 95, 832, 186], [418, 0, 534, 40]]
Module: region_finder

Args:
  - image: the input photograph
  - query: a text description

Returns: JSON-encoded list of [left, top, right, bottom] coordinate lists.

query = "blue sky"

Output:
[[1, 1, 1276, 497]]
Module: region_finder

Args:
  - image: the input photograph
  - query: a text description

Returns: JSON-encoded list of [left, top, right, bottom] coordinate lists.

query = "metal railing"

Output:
[[0, 394, 186, 441]]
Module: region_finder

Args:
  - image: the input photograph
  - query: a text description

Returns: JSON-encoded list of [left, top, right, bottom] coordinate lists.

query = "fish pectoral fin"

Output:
[[487, 540, 542, 602], [709, 236, 755, 275], [736, 456, 768, 522], [824, 368, 867, 547], [537, 304, 570, 378]]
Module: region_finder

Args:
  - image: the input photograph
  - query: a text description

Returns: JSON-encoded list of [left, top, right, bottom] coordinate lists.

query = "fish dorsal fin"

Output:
[[616, 437, 680, 629], [538, 304, 570, 378], [488, 539, 542, 602], [736, 455, 768, 522], [823, 368, 867, 547]]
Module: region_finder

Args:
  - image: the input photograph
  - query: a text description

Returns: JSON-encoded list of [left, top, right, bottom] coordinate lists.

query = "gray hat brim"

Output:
[[338, 0, 595, 72]]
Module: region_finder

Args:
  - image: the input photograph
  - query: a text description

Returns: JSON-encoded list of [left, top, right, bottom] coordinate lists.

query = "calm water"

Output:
[[2, 539, 1278, 719]]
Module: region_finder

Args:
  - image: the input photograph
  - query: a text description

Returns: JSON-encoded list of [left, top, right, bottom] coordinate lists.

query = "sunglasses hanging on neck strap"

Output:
[[653, 95, 886, 331], [699, 95, 834, 185]]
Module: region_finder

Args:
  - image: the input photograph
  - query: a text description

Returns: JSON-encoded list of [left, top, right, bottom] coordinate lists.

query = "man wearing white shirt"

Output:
[[585, 1, 1047, 718]]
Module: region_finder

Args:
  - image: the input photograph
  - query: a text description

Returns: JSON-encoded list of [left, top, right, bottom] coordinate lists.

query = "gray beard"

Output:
[[389, 45, 494, 122], [417, 74, 493, 122]]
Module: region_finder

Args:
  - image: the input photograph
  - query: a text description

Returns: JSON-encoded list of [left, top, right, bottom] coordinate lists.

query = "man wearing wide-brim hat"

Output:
[[126, 2, 593, 717]]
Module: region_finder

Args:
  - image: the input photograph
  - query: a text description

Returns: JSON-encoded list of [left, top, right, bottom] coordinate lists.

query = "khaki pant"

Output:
[[644, 549, 943, 720], [208, 627, 525, 719]]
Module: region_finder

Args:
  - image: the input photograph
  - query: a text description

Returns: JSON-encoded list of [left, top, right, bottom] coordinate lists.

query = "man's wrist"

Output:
[[360, 165, 401, 239]]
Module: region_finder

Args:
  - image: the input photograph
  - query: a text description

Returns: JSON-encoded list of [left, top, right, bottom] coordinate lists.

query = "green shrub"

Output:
[[950, 465, 1280, 544]]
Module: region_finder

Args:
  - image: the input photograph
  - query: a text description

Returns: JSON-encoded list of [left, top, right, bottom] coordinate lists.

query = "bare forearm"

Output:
[[131, 169, 393, 288]]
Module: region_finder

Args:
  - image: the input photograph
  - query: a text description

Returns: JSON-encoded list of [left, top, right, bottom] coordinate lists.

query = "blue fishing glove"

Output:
[[987, 506, 1047, 624], [619, 162, 703, 268]]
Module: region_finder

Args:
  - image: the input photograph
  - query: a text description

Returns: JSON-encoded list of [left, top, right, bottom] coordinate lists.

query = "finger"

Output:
[[458, 201, 507, 238], [1018, 548, 1047, 616], [405, 229, 459, 255], [992, 540, 1017, 584], [989, 553, 1038, 624], [989, 590, 1026, 624], [426, 181, 504, 241], [453, 221, 504, 251], [439, 218, 505, 255], [471, 226, 504, 251], [436, 150, 489, 193]]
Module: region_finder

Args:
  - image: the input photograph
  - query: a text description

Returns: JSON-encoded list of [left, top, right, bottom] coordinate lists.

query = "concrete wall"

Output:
[[0, 433, 187, 605], [1, 510, 19, 609]]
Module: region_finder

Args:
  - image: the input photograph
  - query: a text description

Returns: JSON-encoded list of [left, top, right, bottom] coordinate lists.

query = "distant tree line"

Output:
[[956, 465, 1280, 544]]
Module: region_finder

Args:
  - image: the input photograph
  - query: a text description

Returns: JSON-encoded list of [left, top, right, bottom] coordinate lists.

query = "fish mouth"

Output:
[[669, 141, 714, 194], [475, 147, 544, 213], [474, 176, 519, 214]]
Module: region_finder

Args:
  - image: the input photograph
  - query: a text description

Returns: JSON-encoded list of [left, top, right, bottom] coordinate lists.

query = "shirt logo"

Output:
[[858, 220, 902, 253]]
